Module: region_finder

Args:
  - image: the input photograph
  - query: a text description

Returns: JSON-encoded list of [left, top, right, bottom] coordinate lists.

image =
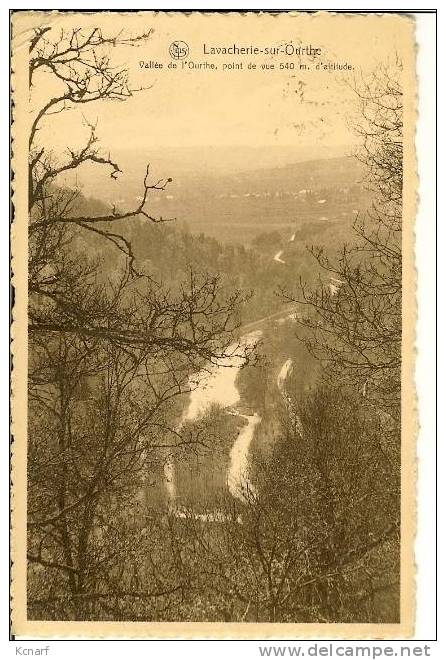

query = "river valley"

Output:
[[163, 311, 306, 517]]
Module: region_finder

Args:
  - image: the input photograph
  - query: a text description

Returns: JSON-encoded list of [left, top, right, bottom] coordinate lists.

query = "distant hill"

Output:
[[160, 156, 368, 244], [67, 155, 369, 245], [211, 156, 365, 194]]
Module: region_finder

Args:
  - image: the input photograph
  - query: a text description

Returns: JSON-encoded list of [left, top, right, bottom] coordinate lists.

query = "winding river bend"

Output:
[[273, 229, 298, 264], [164, 310, 302, 516], [227, 413, 261, 502], [273, 250, 285, 264], [165, 330, 262, 504], [277, 358, 293, 391]]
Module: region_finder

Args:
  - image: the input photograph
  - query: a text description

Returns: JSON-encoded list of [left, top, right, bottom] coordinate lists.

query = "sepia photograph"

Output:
[[10, 9, 419, 638]]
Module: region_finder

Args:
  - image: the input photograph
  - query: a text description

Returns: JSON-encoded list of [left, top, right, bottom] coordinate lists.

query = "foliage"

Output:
[[27, 25, 247, 619], [26, 26, 403, 624], [282, 61, 403, 422]]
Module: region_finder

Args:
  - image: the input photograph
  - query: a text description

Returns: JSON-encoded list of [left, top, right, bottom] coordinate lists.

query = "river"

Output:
[[227, 413, 261, 502], [276, 358, 305, 438], [273, 250, 285, 264], [165, 330, 262, 503], [273, 229, 297, 264], [165, 320, 301, 515], [277, 358, 293, 391]]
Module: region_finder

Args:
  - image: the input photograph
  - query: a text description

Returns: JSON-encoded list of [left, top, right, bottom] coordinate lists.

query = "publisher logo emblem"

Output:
[[169, 41, 189, 60]]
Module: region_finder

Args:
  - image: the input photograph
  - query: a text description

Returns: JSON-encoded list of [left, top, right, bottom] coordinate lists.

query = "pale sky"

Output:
[[20, 11, 412, 156]]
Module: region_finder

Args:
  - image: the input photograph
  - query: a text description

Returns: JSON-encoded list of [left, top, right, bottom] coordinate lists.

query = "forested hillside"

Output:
[[25, 24, 402, 625], [75, 154, 369, 245]]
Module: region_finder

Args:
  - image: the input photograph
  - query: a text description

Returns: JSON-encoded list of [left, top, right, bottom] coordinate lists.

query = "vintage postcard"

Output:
[[11, 10, 418, 638]]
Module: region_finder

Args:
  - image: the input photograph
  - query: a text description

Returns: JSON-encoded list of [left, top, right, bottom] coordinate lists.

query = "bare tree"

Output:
[[172, 385, 399, 623], [28, 25, 171, 320], [281, 60, 403, 423], [26, 26, 248, 620]]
